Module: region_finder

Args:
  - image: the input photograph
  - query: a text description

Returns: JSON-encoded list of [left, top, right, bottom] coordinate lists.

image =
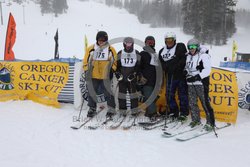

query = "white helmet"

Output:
[[164, 32, 176, 40], [187, 38, 200, 50]]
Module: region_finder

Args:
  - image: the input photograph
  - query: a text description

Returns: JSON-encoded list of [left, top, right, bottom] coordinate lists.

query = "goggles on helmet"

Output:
[[188, 44, 198, 50], [165, 38, 175, 42]]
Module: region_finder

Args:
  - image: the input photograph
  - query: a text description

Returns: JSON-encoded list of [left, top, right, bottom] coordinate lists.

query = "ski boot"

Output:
[[87, 107, 97, 118]]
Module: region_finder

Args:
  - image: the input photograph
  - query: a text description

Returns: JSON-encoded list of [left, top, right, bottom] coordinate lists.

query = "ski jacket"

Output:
[[185, 51, 212, 85], [83, 43, 117, 79], [140, 46, 158, 87], [159, 43, 187, 80], [116, 49, 141, 82]]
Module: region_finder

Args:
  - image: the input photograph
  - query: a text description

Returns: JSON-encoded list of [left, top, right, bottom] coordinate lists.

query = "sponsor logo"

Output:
[[238, 81, 250, 110], [0, 63, 14, 90]]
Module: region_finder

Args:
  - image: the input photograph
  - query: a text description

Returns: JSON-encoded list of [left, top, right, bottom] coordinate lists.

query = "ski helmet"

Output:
[[187, 39, 200, 50], [145, 36, 155, 48], [123, 37, 134, 51], [96, 31, 108, 42], [164, 32, 176, 40]]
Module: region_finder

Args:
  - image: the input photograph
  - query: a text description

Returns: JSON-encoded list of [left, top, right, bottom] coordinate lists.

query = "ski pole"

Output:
[[77, 98, 85, 121]]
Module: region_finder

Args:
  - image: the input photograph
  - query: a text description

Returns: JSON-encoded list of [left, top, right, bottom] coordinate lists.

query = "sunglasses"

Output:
[[188, 45, 198, 50], [165, 38, 175, 42], [145, 40, 155, 46]]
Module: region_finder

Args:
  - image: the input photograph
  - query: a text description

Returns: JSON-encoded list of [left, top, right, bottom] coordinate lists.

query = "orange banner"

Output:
[[4, 13, 16, 61]]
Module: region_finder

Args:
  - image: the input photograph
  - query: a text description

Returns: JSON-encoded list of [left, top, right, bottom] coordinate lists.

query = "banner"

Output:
[[4, 13, 16, 61], [200, 68, 238, 123], [155, 68, 238, 123], [0, 62, 69, 107], [237, 72, 250, 110]]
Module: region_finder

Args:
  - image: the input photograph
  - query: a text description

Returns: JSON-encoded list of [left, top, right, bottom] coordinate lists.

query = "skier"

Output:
[[139, 36, 160, 120], [159, 32, 189, 121], [115, 37, 141, 116], [83, 31, 117, 118], [184, 38, 215, 130]]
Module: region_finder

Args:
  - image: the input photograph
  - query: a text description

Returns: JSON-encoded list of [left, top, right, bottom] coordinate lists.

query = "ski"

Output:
[[70, 107, 104, 130], [162, 123, 202, 138], [138, 117, 164, 127], [88, 117, 113, 130], [143, 119, 175, 130], [122, 115, 137, 130], [175, 123, 231, 141], [109, 114, 127, 129]]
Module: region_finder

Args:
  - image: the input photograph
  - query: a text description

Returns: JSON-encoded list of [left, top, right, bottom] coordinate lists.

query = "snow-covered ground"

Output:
[[1, 1, 250, 167]]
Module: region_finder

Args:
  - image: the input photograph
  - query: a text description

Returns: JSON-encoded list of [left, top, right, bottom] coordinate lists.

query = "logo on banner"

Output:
[[238, 81, 250, 110], [0, 64, 14, 90]]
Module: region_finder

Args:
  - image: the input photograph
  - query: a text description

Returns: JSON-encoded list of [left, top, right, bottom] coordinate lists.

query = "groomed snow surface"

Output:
[[1, 0, 250, 167]]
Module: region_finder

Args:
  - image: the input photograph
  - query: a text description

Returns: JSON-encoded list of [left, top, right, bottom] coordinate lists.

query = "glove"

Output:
[[137, 74, 147, 85], [186, 74, 201, 82], [183, 70, 188, 76], [196, 61, 204, 72], [84, 70, 90, 79], [115, 72, 123, 81], [127, 72, 137, 82]]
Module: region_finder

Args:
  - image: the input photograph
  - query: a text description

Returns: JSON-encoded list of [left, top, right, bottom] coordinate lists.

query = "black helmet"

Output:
[[145, 36, 155, 48], [123, 37, 134, 52], [96, 31, 108, 42]]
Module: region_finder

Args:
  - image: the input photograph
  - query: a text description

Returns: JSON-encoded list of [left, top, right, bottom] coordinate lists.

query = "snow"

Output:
[[1, 1, 250, 167]]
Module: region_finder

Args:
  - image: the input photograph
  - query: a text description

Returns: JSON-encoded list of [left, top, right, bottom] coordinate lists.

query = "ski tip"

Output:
[[70, 126, 79, 130]]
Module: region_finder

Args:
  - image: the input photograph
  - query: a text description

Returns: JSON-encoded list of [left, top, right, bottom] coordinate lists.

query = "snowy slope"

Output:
[[1, 1, 250, 167]]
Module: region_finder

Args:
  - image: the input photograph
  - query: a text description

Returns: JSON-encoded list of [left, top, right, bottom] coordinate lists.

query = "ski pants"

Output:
[[118, 80, 138, 112], [166, 76, 189, 117], [142, 85, 157, 117], [188, 84, 211, 124], [202, 77, 215, 126], [87, 78, 115, 110]]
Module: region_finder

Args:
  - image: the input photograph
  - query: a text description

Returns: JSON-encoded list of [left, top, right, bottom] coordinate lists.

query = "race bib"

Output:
[[93, 45, 109, 61], [150, 53, 159, 66], [121, 50, 137, 67], [160, 45, 177, 62]]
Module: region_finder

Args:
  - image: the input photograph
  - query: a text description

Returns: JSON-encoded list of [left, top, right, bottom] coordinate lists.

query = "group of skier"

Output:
[[83, 30, 216, 131]]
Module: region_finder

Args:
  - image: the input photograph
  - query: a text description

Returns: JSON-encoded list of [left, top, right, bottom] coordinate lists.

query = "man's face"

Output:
[[97, 38, 106, 46], [165, 38, 175, 47]]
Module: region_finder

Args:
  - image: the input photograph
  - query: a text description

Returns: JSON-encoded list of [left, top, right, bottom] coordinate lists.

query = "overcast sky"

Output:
[[236, 0, 250, 9]]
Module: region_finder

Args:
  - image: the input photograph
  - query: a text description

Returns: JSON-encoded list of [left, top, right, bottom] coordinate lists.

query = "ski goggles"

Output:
[[124, 42, 133, 47], [188, 44, 198, 50], [165, 38, 175, 42]]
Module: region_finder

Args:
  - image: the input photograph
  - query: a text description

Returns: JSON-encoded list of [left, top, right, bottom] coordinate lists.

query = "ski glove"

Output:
[[115, 72, 123, 81], [183, 70, 188, 76], [186, 74, 201, 82], [137, 74, 147, 85], [127, 72, 137, 82]]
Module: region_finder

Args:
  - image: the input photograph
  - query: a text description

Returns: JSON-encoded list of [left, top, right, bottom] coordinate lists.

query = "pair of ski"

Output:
[[71, 111, 137, 130], [138, 117, 170, 130], [70, 107, 105, 130], [162, 123, 231, 141], [87, 114, 137, 130]]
